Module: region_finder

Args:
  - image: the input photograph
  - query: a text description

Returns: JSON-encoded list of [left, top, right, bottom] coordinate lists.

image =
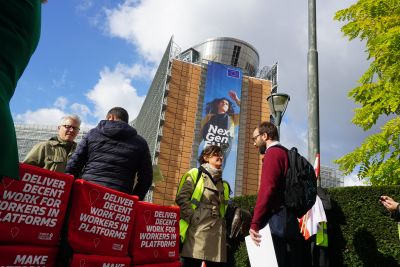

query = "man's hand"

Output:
[[249, 228, 262, 246], [380, 195, 399, 213]]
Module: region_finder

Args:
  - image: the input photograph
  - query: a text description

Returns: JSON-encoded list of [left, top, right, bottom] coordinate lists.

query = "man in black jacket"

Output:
[[66, 107, 153, 200]]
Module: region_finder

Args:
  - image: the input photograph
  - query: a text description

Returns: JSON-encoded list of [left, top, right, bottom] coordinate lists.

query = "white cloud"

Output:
[[102, 0, 372, 170], [280, 120, 308, 156], [104, 0, 266, 63], [14, 61, 153, 128], [54, 97, 68, 110], [14, 108, 66, 125], [76, 0, 93, 11], [343, 172, 369, 187], [13, 0, 378, 183], [70, 102, 91, 123], [52, 70, 68, 88], [86, 63, 150, 121], [71, 103, 90, 116]]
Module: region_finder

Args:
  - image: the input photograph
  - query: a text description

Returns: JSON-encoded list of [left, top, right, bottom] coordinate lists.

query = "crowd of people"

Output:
[[22, 107, 153, 201], [3, 105, 399, 266], [19, 107, 153, 266], [0, 2, 398, 266]]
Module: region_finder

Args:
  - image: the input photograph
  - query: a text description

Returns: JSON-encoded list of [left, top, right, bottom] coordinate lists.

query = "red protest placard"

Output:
[[132, 261, 182, 267], [0, 245, 58, 266], [0, 163, 74, 246], [68, 179, 138, 257], [129, 202, 180, 265], [69, 253, 131, 267]]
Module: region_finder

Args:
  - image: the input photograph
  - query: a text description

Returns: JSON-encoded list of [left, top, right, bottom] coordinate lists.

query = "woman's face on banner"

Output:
[[217, 99, 229, 114]]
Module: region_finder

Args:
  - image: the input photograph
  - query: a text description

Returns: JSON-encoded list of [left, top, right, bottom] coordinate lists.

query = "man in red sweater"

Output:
[[249, 121, 306, 266]]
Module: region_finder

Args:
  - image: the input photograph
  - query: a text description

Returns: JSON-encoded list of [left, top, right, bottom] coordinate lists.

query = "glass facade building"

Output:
[[14, 37, 277, 204], [190, 37, 259, 76], [320, 166, 344, 188], [135, 37, 273, 205]]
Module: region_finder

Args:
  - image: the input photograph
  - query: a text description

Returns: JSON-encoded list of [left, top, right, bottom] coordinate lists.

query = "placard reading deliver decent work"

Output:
[[130, 202, 180, 265], [0, 163, 73, 246], [68, 179, 138, 257]]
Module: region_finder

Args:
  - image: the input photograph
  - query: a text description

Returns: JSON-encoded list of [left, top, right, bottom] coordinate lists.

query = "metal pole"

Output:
[[308, 0, 321, 186], [275, 112, 282, 141]]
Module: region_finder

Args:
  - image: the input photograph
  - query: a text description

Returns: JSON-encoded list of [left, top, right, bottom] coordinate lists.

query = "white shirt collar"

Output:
[[267, 141, 280, 150]]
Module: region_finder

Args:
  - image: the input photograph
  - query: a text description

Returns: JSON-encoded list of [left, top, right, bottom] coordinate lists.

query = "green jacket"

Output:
[[0, 0, 42, 179], [23, 136, 77, 173]]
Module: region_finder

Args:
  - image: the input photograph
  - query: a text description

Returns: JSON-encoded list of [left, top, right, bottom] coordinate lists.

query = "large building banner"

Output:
[[199, 61, 242, 190]]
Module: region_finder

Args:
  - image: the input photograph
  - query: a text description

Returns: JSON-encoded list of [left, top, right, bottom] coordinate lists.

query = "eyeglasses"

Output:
[[62, 125, 80, 131], [252, 134, 261, 142]]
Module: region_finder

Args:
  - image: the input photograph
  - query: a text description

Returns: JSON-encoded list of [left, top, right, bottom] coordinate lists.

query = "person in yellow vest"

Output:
[[176, 145, 230, 267]]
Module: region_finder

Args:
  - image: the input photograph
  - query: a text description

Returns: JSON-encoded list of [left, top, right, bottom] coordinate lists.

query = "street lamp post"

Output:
[[267, 93, 290, 138], [308, 0, 320, 185]]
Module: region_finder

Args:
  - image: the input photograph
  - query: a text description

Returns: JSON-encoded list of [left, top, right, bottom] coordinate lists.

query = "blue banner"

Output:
[[199, 61, 243, 191]]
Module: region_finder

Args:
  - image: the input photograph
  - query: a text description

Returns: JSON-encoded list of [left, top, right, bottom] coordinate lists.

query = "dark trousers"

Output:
[[272, 232, 310, 267], [181, 257, 225, 267]]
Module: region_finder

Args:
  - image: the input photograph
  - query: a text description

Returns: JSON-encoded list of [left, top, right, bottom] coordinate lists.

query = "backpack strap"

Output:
[[221, 180, 231, 217], [189, 167, 205, 208], [193, 166, 205, 191]]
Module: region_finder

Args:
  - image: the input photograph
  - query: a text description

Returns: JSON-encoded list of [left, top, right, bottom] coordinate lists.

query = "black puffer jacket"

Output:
[[66, 120, 153, 200]]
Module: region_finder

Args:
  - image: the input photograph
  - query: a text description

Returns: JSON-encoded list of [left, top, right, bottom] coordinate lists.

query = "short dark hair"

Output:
[[198, 145, 223, 164], [107, 107, 129, 123], [258, 121, 279, 141]]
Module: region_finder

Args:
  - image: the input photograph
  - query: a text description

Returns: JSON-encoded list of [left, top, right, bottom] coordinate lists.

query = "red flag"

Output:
[[314, 153, 320, 178]]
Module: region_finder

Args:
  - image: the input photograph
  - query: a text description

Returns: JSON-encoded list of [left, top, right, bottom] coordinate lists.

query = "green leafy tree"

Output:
[[334, 0, 400, 185]]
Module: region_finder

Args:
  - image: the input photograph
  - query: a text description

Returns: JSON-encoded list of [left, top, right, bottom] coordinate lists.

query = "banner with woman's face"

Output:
[[199, 61, 243, 190]]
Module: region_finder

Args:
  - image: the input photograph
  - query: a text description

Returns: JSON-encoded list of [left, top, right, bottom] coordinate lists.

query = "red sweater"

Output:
[[250, 146, 289, 231]]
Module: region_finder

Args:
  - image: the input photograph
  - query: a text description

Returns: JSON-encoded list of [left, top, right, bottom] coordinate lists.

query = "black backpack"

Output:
[[284, 147, 317, 217]]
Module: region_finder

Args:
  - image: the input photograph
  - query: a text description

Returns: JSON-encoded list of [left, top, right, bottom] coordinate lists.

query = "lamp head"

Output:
[[267, 93, 290, 123]]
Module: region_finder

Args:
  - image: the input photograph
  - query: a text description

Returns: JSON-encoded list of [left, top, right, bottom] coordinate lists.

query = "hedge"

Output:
[[230, 186, 400, 267]]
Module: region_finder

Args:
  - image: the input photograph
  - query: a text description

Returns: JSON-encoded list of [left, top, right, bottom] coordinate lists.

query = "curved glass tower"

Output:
[[191, 37, 259, 76]]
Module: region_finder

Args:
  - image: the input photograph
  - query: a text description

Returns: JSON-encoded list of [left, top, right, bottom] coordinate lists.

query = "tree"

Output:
[[334, 0, 400, 185]]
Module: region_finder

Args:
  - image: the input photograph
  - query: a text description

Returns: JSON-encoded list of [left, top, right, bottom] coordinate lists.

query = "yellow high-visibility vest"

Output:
[[176, 168, 230, 243], [398, 222, 400, 241], [316, 221, 328, 247]]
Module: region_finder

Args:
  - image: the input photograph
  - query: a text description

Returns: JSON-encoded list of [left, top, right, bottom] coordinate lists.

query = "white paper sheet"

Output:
[[245, 224, 278, 267]]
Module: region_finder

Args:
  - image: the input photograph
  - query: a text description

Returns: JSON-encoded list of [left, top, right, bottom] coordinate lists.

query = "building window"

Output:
[[231, 45, 241, 66]]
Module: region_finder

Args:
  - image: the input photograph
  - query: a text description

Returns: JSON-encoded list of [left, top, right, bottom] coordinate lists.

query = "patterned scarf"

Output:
[[201, 163, 222, 183]]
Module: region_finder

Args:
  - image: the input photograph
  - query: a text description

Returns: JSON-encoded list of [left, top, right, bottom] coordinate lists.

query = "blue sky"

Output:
[[11, 0, 153, 127], [11, 0, 375, 185]]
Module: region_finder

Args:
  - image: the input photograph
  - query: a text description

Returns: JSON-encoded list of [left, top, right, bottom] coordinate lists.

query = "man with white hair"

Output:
[[23, 114, 81, 173]]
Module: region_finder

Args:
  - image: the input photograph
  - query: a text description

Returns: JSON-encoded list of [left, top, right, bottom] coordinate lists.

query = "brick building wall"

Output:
[[153, 59, 271, 205]]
